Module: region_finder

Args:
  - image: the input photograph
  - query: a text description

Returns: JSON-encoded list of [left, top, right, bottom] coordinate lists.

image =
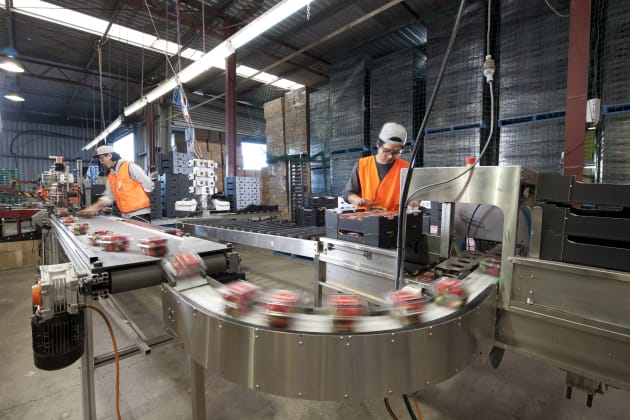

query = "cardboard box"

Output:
[[0, 240, 40, 269]]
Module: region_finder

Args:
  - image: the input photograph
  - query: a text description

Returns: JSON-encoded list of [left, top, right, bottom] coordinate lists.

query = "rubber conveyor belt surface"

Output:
[[51, 215, 231, 293]]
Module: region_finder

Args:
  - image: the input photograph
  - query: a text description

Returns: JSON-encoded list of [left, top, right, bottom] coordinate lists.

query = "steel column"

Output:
[[190, 355, 206, 420], [81, 297, 97, 420], [562, 0, 592, 180], [225, 53, 237, 177]]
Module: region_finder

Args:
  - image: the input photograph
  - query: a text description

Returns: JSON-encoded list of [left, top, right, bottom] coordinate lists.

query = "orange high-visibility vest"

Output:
[[357, 155, 409, 212], [107, 161, 150, 214]]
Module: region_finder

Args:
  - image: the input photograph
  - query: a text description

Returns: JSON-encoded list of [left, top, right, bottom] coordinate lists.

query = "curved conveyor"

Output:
[[162, 272, 497, 401]]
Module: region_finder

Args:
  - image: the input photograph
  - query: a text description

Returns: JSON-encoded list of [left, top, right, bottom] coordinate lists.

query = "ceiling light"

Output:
[[82, 116, 123, 150], [0, 47, 25, 73], [83, 0, 312, 149], [0, 56, 25, 73], [231, 0, 312, 49], [4, 91, 25, 102]]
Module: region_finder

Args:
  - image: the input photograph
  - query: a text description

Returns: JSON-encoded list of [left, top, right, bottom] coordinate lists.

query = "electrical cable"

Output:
[[466, 204, 482, 250], [96, 40, 106, 133], [519, 205, 532, 244], [86, 304, 121, 420], [412, 395, 423, 420], [394, 0, 468, 288], [402, 394, 418, 420], [544, 0, 569, 18], [384, 397, 399, 420], [143, 0, 196, 153]]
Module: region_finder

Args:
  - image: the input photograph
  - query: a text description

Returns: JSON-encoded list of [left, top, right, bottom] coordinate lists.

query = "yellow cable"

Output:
[[413, 395, 423, 420], [86, 304, 122, 420]]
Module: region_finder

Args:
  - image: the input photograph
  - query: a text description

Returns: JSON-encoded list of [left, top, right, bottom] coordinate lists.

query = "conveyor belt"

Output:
[[163, 270, 498, 401], [50, 215, 233, 293], [178, 218, 324, 258]]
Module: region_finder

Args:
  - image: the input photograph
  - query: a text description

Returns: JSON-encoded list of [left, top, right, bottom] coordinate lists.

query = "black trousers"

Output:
[[129, 214, 151, 223]]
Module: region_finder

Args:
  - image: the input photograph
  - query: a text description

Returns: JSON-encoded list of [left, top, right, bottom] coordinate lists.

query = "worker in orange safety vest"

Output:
[[342, 122, 410, 212], [79, 145, 154, 223]]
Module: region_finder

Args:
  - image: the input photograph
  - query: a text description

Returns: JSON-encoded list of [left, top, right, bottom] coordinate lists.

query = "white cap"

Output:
[[93, 145, 115, 158], [378, 122, 407, 146]]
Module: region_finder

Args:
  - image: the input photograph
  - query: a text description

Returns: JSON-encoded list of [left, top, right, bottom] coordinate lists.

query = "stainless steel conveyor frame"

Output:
[[42, 215, 238, 420], [171, 165, 630, 418]]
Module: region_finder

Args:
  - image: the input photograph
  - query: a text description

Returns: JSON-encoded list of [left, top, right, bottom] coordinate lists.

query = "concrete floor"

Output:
[[2, 244, 630, 420]]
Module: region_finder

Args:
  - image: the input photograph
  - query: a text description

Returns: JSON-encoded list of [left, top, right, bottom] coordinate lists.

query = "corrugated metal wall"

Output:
[[0, 120, 94, 181], [171, 103, 265, 137]]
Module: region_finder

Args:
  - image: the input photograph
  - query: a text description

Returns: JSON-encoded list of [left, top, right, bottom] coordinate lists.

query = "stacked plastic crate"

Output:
[[498, 0, 569, 173], [159, 151, 194, 218], [224, 176, 261, 210], [285, 88, 310, 221], [149, 180, 161, 220], [309, 86, 331, 194], [330, 151, 363, 196], [329, 56, 370, 195], [0, 168, 20, 205], [188, 158, 218, 213], [423, 1, 485, 167], [601, 0, 630, 183], [370, 48, 425, 160]]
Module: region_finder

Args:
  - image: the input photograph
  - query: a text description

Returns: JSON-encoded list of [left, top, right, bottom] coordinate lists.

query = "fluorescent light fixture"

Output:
[[145, 79, 179, 103], [272, 78, 302, 89], [251, 71, 278, 84], [236, 65, 304, 89], [151, 39, 180, 55], [4, 91, 25, 102], [231, 0, 312, 49], [9, 0, 107, 36], [80, 0, 310, 149], [82, 116, 123, 150], [235, 65, 258, 77], [4, 0, 304, 89], [178, 41, 233, 83], [0, 56, 25, 73], [124, 97, 147, 117]]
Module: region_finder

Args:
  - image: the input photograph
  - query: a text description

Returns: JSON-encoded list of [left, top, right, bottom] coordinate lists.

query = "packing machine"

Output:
[[30, 166, 630, 419], [169, 166, 630, 420], [30, 214, 240, 419]]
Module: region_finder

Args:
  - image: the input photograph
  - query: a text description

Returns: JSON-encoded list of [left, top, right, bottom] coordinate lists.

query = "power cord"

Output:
[[544, 0, 569, 18], [394, 0, 469, 288], [86, 304, 121, 420]]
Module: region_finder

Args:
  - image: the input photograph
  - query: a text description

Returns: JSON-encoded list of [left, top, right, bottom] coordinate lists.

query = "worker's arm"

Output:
[[341, 162, 374, 207], [79, 182, 114, 217], [128, 163, 155, 193]]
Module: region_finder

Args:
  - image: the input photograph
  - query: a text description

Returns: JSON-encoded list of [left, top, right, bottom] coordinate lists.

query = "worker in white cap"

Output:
[[342, 122, 410, 212], [79, 145, 155, 223]]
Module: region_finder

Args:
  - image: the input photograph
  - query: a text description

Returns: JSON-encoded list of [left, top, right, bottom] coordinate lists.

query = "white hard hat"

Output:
[[378, 122, 407, 146], [93, 145, 115, 158]]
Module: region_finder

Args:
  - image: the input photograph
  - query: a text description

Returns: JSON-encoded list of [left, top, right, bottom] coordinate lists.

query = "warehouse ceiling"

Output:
[[0, 0, 454, 130]]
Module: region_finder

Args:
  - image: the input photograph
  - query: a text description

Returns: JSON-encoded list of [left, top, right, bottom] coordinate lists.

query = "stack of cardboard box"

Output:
[[262, 97, 289, 218], [284, 88, 311, 219]]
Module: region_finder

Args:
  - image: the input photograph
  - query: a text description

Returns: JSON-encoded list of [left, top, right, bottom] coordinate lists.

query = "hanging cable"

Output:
[[202, 0, 206, 52], [143, 0, 196, 153], [86, 304, 121, 420], [412, 395, 423, 420], [384, 397, 399, 420], [394, 0, 468, 288], [466, 204, 482, 250], [544, 0, 569, 18], [402, 394, 418, 420], [96, 40, 106, 133]]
